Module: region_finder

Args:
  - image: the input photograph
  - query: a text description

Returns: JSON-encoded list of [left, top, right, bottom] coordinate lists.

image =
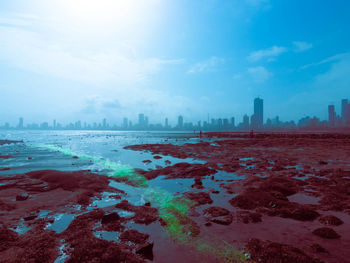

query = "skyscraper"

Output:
[[341, 99, 348, 125], [177, 115, 183, 128], [123, 118, 128, 128], [243, 114, 249, 130], [230, 117, 235, 127], [138, 113, 145, 127], [18, 117, 23, 129], [253, 97, 263, 129], [165, 118, 168, 128], [328, 105, 335, 127]]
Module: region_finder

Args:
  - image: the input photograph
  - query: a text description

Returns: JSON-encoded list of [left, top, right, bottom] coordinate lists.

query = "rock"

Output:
[[185, 192, 213, 205], [310, 243, 328, 253], [246, 238, 323, 263], [72, 156, 79, 159], [101, 213, 120, 224], [211, 214, 233, 225], [16, 193, 29, 201], [204, 206, 230, 217], [136, 242, 154, 261], [120, 229, 149, 244], [153, 155, 162, 159], [204, 206, 233, 225], [319, 215, 343, 226], [312, 227, 340, 239], [24, 212, 38, 221], [238, 211, 262, 224]]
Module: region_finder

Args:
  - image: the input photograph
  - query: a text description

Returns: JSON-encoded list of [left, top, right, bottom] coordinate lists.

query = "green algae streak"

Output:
[[36, 144, 250, 263]]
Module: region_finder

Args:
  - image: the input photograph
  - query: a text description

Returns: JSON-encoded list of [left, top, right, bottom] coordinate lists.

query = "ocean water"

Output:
[[0, 130, 205, 175]]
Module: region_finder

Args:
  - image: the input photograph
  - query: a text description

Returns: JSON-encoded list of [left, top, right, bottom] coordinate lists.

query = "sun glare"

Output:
[[59, 0, 135, 23]]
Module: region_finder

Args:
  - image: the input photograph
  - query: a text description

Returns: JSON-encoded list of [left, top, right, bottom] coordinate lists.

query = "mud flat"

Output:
[[125, 133, 350, 263]]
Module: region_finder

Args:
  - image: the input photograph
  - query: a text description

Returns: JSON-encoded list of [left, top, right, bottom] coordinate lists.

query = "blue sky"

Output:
[[1, 0, 350, 126]]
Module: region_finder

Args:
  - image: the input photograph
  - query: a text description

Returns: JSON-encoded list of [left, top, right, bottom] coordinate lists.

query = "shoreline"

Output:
[[0, 133, 350, 262]]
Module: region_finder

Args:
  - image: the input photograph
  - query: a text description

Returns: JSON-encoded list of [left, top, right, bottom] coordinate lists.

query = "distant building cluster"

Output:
[[1, 98, 350, 132]]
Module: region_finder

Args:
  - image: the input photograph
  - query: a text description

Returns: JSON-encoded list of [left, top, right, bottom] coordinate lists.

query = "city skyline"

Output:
[[2, 97, 350, 131]]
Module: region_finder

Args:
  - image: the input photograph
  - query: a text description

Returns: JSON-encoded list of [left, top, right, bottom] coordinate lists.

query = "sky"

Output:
[[1, 0, 350, 126]]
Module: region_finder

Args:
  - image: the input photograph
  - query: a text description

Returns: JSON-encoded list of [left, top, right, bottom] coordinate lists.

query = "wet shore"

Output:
[[1, 133, 350, 262]]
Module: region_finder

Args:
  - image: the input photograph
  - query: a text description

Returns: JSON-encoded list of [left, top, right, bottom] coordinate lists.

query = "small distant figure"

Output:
[[199, 130, 202, 138], [250, 129, 254, 137]]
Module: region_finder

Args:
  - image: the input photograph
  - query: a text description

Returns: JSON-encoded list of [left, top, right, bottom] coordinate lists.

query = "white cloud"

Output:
[[301, 53, 349, 70], [187, 56, 225, 74], [247, 66, 272, 82], [0, 13, 184, 86], [247, 46, 287, 62], [293, 41, 312, 52]]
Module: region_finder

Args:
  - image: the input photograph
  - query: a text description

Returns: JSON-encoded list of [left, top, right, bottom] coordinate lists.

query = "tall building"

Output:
[[230, 117, 235, 127], [138, 113, 145, 127], [328, 105, 335, 127], [145, 116, 149, 128], [18, 117, 23, 129], [341, 99, 348, 125], [103, 118, 107, 129], [165, 118, 169, 128], [253, 97, 263, 129], [53, 119, 56, 129], [177, 115, 184, 128], [243, 114, 249, 130], [123, 118, 128, 128]]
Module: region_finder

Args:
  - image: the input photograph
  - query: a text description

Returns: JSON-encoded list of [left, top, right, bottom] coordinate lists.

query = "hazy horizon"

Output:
[[1, 0, 350, 126]]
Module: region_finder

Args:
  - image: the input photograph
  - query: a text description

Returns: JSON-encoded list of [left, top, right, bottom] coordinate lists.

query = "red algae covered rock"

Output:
[[204, 206, 230, 217], [203, 206, 233, 225], [138, 162, 216, 180], [136, 242, 154, 261], [26, 170, 111, 192], [246, 238, 323, 263], [185, 192, 213, 205], [229, 175, 320, 222], [0, 200, 16, 211], [0, 169, 149, 263], [312, 227, 341, 239], [318, 215, 344, 226], [115, 200, 159, 225], [0, 155, 14, 159], [61, 209, 145, 263], [120, 229, 149, 244], [310, 243, 328, 254], [237, 211, 262, 224], [16, 192, 29, 201], [101, 212, 121, 224], [0, 224, 18, 252]]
